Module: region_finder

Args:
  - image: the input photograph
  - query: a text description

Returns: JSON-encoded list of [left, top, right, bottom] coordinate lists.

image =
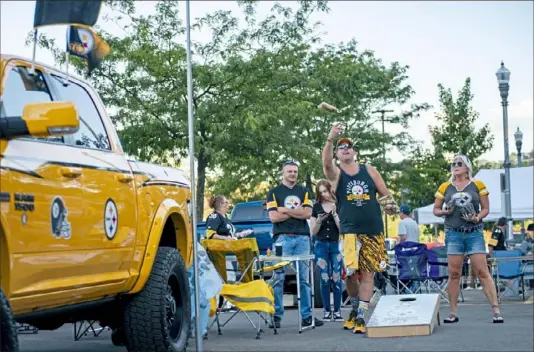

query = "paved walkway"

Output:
[[18, 292, 533, 352]]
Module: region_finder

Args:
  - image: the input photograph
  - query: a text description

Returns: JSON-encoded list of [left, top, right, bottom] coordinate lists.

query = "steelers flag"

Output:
[[34, 0, 102, 28], [67, 25, 110, 75]]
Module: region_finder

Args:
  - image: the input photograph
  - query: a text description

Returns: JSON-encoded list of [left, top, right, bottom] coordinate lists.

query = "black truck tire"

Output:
[[0, 288, 19, 352], [123, 247, 191, 352]]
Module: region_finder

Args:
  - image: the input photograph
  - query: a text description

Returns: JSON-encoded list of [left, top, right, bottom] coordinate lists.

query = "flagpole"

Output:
[[30, 29, 38, 75], [185, 0, 203, 351], [64, 27, 70, 86]]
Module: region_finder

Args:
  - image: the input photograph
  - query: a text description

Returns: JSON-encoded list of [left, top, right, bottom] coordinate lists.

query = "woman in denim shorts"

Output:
[[433, 154, 503, 323]]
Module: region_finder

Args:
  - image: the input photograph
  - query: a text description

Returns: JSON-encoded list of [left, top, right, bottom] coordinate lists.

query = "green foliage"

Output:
[[32, 0, 428, 218], [399, 78, 494, 208]]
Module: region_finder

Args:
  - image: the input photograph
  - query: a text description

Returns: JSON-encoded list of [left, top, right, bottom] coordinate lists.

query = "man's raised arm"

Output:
[[322, 123, 342, 184]]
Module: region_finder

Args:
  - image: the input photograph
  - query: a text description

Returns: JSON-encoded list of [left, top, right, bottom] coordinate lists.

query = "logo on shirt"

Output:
[[227, 223, 236, 237], [346, 180, 370, 206], [284, 196, 301, 209], [451, 192, 472, 208]]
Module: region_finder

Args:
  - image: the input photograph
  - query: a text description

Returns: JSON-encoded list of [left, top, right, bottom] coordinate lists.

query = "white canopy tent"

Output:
[[415, 166, 534, 225]]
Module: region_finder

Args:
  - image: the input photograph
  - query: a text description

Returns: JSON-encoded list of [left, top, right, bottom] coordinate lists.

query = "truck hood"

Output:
[[128, 160, 190, 188]]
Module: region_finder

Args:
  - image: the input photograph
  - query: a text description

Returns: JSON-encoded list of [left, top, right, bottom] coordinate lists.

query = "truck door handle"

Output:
[[59, 167, 82, 178], [117, 174, 134, 183]]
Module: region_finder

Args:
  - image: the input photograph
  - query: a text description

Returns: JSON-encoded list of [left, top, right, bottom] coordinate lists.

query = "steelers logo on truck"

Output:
[[51, 196, 71, 239], [104, 199, 118, 240]]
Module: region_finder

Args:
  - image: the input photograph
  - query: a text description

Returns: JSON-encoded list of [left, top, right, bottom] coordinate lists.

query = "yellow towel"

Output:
[[343, 234, 361, 270]]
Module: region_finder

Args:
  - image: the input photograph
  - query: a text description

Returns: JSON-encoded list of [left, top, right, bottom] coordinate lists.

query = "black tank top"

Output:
[[335, 164, 384, 235]]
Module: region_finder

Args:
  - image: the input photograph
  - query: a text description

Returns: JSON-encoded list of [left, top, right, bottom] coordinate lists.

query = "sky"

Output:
[[1, 1, 533, 164]]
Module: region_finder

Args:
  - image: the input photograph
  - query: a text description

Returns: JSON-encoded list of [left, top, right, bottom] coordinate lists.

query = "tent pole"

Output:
[[185, 0, 203, 351]]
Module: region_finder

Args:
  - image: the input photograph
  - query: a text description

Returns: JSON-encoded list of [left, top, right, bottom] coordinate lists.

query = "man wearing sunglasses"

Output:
[[266, 160, 324, 329], [322, 122, 398, 335]]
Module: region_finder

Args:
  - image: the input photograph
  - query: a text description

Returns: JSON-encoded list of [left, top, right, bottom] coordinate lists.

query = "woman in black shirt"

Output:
[[310, 179, 342, 321], [206, 195, 252, 240]]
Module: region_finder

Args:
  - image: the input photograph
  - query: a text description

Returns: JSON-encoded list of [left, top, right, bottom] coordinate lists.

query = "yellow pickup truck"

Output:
[[0, 55, 193, 352]]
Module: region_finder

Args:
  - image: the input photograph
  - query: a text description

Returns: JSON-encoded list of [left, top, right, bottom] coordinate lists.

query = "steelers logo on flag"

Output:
[[284, 196, 301, 209], [104, 198, 118, 240], [77, 27, 95, 55]]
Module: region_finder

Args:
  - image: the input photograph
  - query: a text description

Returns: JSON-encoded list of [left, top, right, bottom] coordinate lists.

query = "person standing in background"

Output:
[[397, 204, 420, 243]]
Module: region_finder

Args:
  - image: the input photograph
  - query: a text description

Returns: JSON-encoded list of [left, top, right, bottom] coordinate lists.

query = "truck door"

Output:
[[48, 73, 137, 293], [0, 63, 88, 311]]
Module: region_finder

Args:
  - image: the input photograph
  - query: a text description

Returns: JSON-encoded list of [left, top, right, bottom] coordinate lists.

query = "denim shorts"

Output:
[[445, 228, 487, 256]]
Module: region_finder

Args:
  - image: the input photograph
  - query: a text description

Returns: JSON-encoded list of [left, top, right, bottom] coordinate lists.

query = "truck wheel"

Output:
[[0, 288, 19, 352], [124, 247, 191, 352]]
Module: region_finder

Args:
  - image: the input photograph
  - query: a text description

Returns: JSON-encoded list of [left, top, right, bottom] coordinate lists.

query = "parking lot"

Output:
[[17, 291, 533, 352]]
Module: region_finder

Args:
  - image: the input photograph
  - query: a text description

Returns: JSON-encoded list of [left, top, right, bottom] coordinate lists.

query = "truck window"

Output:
[[231, 204, 269, 221], [51, 75, 111, 151], [0, 66, 63, 143]]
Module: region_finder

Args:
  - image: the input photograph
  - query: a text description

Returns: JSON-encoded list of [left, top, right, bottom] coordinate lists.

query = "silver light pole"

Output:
[[495, 62, 513, 241], [185, 0, 203, 350], [514, 127, 524, 233]]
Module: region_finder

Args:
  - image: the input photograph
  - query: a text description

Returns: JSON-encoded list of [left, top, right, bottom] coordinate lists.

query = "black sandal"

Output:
[[493, 312, 504, 324], [444, 313, 459, 323]]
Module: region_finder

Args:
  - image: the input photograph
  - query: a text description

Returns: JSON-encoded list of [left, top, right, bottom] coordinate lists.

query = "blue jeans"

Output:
[[445, 228, 487, 256], [314, 240, 343, 312], [272, 235, 311, 319]]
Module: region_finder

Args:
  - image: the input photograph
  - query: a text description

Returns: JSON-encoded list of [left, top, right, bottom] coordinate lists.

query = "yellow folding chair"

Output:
[[202, 238, 287, 339]]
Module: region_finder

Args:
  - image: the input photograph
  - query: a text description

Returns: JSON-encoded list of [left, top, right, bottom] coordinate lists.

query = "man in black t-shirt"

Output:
[[266, 160, 324, 329]]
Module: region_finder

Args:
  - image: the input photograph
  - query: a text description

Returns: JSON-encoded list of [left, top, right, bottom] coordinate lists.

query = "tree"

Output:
[[209, 40, 430, 199], [399, 78, 494, 208], [33, 0, 330, 219]]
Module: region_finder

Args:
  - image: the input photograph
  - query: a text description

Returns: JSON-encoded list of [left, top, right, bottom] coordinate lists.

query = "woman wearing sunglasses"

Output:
[[433, 154, 503, 323]]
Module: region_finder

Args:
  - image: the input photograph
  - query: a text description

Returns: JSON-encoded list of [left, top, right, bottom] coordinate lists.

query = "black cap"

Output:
[[527, 223, 534, 232]]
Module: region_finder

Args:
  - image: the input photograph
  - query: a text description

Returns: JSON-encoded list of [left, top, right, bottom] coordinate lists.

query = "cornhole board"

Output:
[[366, 294, 440, 338]]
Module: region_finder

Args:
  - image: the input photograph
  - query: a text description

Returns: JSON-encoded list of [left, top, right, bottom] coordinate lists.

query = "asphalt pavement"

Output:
[[18, 291, 534, 352]]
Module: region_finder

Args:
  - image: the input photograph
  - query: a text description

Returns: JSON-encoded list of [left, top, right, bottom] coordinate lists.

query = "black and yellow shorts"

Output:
[[341, 233, 389, 275]]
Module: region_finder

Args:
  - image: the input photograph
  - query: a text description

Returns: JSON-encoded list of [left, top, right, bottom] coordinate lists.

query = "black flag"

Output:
[[34, 0, 102, 28], [67, 25, 110, 75]]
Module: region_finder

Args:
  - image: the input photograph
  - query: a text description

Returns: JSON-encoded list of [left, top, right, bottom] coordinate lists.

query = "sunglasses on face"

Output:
[[337, 144, 353, 150], [283, 159, 299, 167], [451, 161, 463, 168]]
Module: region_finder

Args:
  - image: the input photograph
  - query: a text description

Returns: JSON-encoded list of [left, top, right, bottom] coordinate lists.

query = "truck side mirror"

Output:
[[0, 101, 79, 140]]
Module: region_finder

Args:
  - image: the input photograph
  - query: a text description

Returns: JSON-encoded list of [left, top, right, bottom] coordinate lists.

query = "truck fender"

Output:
[[128, 198, 191, 295]]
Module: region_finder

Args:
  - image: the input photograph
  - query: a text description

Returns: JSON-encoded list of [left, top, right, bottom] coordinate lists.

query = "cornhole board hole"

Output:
[[366, 294, 440, 338]]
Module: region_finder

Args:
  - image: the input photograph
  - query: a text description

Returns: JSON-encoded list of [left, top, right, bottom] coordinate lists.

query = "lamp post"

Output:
[[496, 62, 513, 241], [514, 127, 523, 167], [514, 127, 524, 233]]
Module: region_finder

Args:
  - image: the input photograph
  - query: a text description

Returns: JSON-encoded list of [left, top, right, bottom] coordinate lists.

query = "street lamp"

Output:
[[514, 127, 524, 233], [496, 61, 513, 241], [514, 127, 523, 167]]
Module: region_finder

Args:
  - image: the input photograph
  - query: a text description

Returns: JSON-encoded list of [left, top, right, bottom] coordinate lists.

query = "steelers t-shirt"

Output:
[[266, 184, 313, 236], [488, 228, 507, 250], [206, 212, 235, 239]]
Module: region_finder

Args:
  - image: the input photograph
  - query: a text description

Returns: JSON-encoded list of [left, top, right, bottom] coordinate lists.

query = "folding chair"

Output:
[[201, 238, 278, 339], [73, 320, 109, 341], [394, 241, 429, 294], [492, 250, 526, 302], [425, 247, 452, 302]]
